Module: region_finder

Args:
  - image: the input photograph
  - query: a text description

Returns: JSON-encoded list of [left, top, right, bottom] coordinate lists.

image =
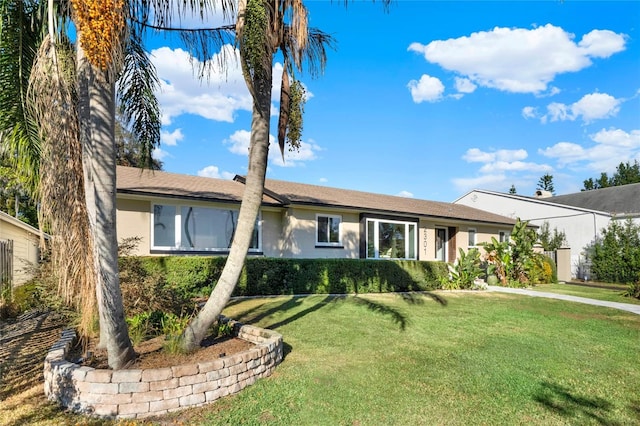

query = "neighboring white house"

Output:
[[0, 210, 43, 286], [453, 184, 640, 279]]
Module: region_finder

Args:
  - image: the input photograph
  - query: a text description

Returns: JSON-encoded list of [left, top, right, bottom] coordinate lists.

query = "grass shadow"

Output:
[[630, 400, 640, 422], [351, 292, 447, 331], [232, 296, 308, 326], [534, 380, 618, 425], [400, 291, 448, 307], [265, 295, 345, 330], [351, 296, 409, 330], [0, 310, 68, 400]]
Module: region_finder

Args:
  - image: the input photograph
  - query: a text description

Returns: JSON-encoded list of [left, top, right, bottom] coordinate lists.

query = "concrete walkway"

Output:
[[487, 286, 640, 315]]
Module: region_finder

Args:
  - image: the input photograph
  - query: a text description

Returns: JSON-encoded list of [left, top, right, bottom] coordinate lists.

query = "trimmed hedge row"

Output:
[[124, 257, 449, 299]]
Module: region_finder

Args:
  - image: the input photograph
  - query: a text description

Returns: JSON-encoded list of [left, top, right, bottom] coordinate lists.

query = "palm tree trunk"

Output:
[[77, 41, 106, 347], [85, 67, 135, 369], [182, 67, 272, 352]]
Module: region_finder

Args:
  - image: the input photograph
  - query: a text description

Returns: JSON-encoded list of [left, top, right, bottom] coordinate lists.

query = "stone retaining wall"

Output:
[[43, 318, 283, 419]]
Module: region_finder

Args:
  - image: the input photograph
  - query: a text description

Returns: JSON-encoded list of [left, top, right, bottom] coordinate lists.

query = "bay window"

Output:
[[152, 204, 260, 252], [366, 218, 417, 259]]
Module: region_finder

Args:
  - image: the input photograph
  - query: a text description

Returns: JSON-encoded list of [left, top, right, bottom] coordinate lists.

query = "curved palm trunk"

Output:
[[85, 67, 135, 369], [183, 67, 272, 352]]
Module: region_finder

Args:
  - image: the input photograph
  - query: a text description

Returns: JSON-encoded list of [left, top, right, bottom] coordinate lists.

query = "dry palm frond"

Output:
[[277, 66, 290, 158], [28, 35, 96, 339]]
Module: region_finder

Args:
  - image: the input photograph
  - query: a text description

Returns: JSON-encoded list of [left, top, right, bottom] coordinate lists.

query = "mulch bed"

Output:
[[73, 334, 255, 370]]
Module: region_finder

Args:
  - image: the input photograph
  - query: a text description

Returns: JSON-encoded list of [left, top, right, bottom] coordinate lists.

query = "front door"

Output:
[[436, 228, 447, 261]]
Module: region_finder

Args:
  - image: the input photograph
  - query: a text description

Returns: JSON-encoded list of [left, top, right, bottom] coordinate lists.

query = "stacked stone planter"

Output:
[[43, 318, 283, 419]]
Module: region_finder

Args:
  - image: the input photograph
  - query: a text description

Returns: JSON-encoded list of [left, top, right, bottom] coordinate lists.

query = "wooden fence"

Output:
[[1, 239, 13, 298]]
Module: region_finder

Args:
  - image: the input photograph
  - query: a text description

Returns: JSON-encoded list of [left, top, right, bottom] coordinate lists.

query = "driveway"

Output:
[[487, 286, 640, 315]]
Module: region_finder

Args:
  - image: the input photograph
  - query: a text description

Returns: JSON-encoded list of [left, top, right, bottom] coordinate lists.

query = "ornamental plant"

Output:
[[446, 248, 483, 289]]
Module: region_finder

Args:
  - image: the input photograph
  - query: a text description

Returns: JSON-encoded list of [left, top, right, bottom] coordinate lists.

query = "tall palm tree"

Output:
[[181, 0, 337, 351], [1, 0, 162, 369], [71, 0, 165, 367]]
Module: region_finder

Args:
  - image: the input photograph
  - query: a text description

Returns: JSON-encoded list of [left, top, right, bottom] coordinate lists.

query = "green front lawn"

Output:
[[169, 292, 640, 425], [530, 283, 640, 305], [4, 291, 639, 425]]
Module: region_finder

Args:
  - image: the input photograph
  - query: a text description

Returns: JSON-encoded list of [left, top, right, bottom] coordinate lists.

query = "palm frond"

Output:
[[129, 0, 237, 35], [117, 31, 161, 170], [0, 0, 46, 194], [287, 26, 334, 77]]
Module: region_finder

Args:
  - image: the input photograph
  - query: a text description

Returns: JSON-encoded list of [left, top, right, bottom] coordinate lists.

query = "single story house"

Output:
[[453, 183, 640, 279], [0, 210, 43, 286], [116, 166, 520, 263]]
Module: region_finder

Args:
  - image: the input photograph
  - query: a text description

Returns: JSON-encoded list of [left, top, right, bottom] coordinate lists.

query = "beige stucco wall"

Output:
[[0, 215, 41, 285], [279, 207, 360, 259], [115, 194, 513, 265], [259, 209, 283, 258], [116, 197, 284, 257], [417, 220, 509, 262], [116, 198, 151, 256]]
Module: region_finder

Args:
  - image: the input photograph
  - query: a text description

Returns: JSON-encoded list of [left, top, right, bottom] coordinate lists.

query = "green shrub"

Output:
[[588, 219, 640, 284], [526, 253, 556, 285], [623, 280, 640, 300], [124, 257, 449, 299]]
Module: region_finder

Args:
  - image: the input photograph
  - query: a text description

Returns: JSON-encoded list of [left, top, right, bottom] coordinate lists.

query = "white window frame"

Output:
[[151, 202, 262, 252], [499, 230, 511, 243], [366, 218, 417, 260], [468, 228, 477, 247], [316, 214, 342, 246]]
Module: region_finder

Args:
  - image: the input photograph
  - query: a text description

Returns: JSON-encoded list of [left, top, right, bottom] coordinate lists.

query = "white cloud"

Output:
[[578, 29, 627, 58], [223, 130, 251, 155], [479, 160, 552, 174], [151, 45, 251, 125], [542, 92, 621, 123], [152, 147, 170, 161], [319, 177, 328, 183], [591, 128, 640, 148], [396, 190, 414, 198], [160, 128, 184, 146], [463, 148, 528, 163], [409, 24, 626, 94], [570, 93, 621, 122], [197, 165, 235, 180], [223, 130, 322, 167], [452, 174, 508, 193], [522, 106, 537, 119], [407, 74, 445, 103], [454, 77, 477, 94], [539, 128, 640, 172], [456, 147, 553, 193], [271, 140, 322, 168]]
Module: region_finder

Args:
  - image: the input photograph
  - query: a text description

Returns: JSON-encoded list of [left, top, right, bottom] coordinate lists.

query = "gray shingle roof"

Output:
[[546, 183, 640, 215], [116, 166, 517, 226], [255, 177, 518, 225], [116, 166, 281, 205]]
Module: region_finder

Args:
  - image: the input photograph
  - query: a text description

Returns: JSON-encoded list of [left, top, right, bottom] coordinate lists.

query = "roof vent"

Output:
[[534, 190, 553, 198]]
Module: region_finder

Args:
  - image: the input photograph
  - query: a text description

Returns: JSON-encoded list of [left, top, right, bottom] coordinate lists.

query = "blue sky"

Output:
[[145, 1, 640, 202]]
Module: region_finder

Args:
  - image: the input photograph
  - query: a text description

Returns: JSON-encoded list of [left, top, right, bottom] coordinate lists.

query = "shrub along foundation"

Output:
[[43, 318, 283, 419]]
